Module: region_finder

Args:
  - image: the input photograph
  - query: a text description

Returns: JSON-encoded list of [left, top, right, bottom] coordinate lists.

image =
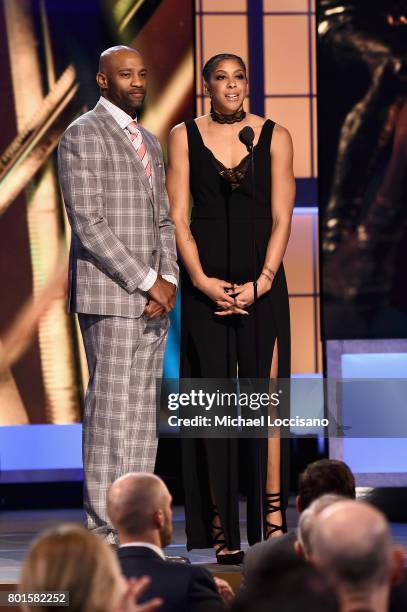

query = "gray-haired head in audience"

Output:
[[311, 500, 405, 612], [296, 493, 345, 559]]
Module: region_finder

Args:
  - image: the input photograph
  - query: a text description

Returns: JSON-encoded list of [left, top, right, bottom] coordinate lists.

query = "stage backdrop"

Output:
[[196, 0, 321, 375], [318, 0, 407, 339], [0, 0, 194, 426], [1, 0, 321, 431]]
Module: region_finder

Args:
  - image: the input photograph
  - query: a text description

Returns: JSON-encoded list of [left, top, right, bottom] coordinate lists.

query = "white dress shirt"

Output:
[[98, 96, 177, 291], [119, 541, 165, 559]]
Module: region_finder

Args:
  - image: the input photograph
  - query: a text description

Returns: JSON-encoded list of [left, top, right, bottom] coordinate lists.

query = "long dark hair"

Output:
[[202, 54, 247, 113]]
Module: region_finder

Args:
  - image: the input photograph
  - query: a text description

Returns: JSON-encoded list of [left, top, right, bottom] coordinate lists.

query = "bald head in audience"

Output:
[[295, 494, 345, 559], [107, 473, 173, 548], [311, 500, 405, 612]]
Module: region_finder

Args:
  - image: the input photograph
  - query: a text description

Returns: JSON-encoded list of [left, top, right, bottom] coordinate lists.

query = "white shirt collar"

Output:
[[98, 96, 136, 129], [119, 541, 165, 560]]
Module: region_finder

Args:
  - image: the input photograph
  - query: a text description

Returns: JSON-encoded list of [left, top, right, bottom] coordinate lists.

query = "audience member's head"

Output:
[[311, 500, 405, 612], [20, 524, 125, 612], [107, 473, 173, 548], [296, 493, 345, 559], [233, 561, 340, 612], [297, 459, 355, 512]]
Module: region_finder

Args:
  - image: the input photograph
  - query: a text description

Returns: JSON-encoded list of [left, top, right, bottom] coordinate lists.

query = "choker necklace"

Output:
[[211, 107, 246, 124]]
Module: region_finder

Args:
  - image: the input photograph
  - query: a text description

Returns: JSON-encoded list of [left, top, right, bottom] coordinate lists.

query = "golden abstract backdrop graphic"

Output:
[[0, 0, 194, 424]]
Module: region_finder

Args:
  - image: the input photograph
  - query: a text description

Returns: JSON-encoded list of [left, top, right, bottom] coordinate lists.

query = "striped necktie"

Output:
[[126, 120, 153, 189]]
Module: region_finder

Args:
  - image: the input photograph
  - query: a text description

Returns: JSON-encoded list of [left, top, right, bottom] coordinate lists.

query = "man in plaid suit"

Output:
[[58, 46, 178, 544]]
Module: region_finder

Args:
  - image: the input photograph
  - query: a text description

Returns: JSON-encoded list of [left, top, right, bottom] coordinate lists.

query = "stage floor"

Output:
[[1, 500, 297, 584], [1, 500, 407, 585]]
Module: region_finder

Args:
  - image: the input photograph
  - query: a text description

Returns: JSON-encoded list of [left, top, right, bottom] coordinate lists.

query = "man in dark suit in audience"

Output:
[[232, 559, 340, 612], [107, 473, 226, 612], [243, 459, 356, 583]]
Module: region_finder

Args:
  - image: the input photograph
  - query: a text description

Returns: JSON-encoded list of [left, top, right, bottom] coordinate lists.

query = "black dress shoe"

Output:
[[211, 504, 244, 565], [216, 549, 245, 565]]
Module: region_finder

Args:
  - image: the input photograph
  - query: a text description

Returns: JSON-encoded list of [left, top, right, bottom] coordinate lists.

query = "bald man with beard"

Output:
[[58, 46, 178, 544], [311, 500, 405, 612], [107, 474, 225, 612]]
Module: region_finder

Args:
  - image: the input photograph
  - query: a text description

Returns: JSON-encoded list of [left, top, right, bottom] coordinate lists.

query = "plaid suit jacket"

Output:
[[58, 101, 178, 318]]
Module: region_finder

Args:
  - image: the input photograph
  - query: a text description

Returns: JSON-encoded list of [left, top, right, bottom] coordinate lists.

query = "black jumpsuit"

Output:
[[180, 119, 291, 549]]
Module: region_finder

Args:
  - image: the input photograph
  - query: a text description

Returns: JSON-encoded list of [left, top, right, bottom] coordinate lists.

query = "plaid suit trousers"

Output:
[[78, 313, 169, 543]]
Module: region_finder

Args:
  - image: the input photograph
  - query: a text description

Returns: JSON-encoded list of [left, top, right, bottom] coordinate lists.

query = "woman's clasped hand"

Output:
[[199, 274, 273, 316]]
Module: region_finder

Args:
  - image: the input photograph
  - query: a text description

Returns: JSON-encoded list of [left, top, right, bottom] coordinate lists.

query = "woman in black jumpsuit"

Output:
[[167, 54, 295, 563]]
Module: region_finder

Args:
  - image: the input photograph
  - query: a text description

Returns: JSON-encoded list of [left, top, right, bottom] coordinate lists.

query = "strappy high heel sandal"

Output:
[[211, 506, 244, 565], [265, 492, 284, 539]]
